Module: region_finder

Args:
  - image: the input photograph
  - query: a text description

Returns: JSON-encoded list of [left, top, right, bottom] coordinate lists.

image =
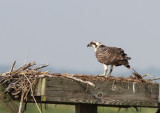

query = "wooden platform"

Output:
[[32, 74, 159, 108], [0, 73, 159, 113]]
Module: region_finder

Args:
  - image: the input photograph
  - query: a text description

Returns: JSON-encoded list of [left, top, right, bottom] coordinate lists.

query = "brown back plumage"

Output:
[[95, 45, 131, 68]]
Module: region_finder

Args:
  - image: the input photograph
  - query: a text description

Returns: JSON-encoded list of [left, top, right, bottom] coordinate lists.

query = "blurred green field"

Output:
[[0, 103, 158, 113]]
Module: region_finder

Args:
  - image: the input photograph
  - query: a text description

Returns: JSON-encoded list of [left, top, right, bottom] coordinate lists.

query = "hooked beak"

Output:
[[87, 44, 91, 47]]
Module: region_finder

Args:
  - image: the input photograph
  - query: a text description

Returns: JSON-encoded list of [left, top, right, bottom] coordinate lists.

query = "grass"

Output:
[[98, 107, 157, 113], [0, 104, 7, 113], [24, 104, 75, 113], [0, 103, 158, 113]]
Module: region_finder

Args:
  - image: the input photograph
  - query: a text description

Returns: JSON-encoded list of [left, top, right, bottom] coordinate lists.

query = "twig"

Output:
[[18, 91, 25, 113], [34, 64, 49, 70], [142, 74, 155, 78], [23, 73, 42, 113], [131, 68, 143, 79], [151, 77, 160, 81], [22, 102, 27, 113], [24, 79, 37, 100], [9, 61, 16, 73], [64, 75, 95, 87], [22, 62, 36, 70], [38, 74, 95, 87]]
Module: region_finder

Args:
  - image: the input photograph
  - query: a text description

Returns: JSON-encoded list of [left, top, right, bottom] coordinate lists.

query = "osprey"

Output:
[[87, 41, 131, 76]]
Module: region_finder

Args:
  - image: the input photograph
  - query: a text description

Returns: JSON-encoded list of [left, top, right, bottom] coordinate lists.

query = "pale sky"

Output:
[[0, 0, 160, 75]]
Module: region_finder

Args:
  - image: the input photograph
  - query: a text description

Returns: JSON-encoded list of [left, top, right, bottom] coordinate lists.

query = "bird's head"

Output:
[[87, 41, 102, 52]]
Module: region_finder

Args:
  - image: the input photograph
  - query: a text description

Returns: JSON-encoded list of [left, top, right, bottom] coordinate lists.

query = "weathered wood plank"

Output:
[[0, 84, 19, 113], [33, 75, 159, 107]]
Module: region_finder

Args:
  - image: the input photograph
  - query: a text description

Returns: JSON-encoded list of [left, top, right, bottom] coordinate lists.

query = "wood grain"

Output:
[[33, 75, 159, 107]]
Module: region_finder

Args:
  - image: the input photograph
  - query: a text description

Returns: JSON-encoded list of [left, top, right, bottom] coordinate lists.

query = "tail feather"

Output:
[[125, 57, 131, 60], [125, 64, 130, 69], [115, 60, 131, 69], [122, 60, 131, 69]]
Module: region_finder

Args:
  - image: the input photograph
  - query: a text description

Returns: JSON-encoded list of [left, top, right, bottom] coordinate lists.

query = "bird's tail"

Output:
[[125, 64, 130, 69], [124, 57, 131, 68], [125, 57, 131, 60], [121, 60, 131, 69]]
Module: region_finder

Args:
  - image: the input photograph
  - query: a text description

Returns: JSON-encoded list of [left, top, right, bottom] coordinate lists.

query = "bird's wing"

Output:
[[96, 46, 126, 65]]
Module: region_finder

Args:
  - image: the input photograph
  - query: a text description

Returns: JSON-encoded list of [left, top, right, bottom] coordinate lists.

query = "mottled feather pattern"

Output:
[[96, 45, 131, 68]]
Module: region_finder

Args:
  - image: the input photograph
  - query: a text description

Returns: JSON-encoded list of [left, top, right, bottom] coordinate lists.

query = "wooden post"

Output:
[[75, 104, 97, 113], [0, 84, 18, 113]]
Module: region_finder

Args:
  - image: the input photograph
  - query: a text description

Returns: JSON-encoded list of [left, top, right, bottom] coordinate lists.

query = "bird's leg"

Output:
[[108, 65, 114, 76], [103, 64, 108, 75]]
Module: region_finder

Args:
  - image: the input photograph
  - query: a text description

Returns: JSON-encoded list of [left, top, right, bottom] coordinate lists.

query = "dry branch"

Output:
[[9, 60, 16, 73], [18, 91, 25, 113], [151, 77, 160, 81], [64, 75, 95, 87]]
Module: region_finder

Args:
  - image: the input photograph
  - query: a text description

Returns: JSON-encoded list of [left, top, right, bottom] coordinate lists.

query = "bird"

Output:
[[87, 41, 131, 76]]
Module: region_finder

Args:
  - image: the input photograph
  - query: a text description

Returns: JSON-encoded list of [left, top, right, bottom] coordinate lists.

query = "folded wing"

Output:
[[96, 45, 131, 68]]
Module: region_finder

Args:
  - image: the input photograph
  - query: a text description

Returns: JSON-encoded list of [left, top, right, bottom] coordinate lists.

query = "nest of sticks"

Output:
[[0, 61, 158, 113], [0, 61, 50, 113], [0, 61, 49, 99]]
